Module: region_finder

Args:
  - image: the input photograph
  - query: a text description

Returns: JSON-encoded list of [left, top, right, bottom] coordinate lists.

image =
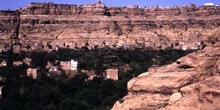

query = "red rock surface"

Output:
[[112, 43, 220, 110], [0, 2, 220, 51]]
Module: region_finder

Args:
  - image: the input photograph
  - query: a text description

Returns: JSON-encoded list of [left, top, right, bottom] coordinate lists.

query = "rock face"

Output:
[[0, 10, 20, 51], [112, 42, 220, 110], [0, 2, 220, 51]]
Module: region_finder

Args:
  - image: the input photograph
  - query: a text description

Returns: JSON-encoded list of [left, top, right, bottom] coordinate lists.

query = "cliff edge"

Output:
[[0, 2, 220, 52], [112, 42, 220, 110]]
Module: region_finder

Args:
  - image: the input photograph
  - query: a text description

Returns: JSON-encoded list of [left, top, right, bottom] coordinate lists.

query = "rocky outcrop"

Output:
[[0, 2, 220, 51], [112, 42, 220, 110]]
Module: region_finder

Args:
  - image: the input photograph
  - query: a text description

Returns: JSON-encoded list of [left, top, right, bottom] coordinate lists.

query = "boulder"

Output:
[[169, 92, 182, 102]]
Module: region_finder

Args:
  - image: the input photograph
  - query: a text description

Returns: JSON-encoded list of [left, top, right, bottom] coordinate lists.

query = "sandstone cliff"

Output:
[[112, 42, 220, 110], [0, 2, 220, 52]]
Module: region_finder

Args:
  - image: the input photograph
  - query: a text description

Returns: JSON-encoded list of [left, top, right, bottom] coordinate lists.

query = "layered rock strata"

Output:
[[112, 42, 220, 110], [0, 10, 20, 51], [0, 2, 220, 51]]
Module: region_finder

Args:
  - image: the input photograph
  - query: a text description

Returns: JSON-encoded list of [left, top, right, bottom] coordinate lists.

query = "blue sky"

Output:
[[0, 0, 219, 10]]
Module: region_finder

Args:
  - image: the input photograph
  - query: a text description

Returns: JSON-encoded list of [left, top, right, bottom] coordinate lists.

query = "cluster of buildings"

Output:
[[0, 58, 32, 67], [0, 57, 119, 99], [23, 59, 79, 79], [27, 59, 119, 81], [0, 57, 119, 81]]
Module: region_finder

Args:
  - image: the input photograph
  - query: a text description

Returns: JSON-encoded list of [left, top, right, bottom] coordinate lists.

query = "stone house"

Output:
[[46, 61, 64, 77], [104, 69, 119, 80], [27, 68, 39, 79], [60, 61, 71, 70], [190, 41, 203, 50], [13, 61, 23, 66], [46, 60, 78, 78], [46, 61, 62, 77], [70, 60, 78, 70]]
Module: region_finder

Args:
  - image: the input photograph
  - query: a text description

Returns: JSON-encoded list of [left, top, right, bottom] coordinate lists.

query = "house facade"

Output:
[[105, 69, 118, 80], [70, 60, 78, 70], [27, 68, 38, 79], [60, 60, 78, 71]]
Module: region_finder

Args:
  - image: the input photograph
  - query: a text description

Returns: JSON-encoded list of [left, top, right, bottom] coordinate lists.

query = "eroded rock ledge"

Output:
[[112, 43, 220, 110], [0, 2, 220, 52]]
